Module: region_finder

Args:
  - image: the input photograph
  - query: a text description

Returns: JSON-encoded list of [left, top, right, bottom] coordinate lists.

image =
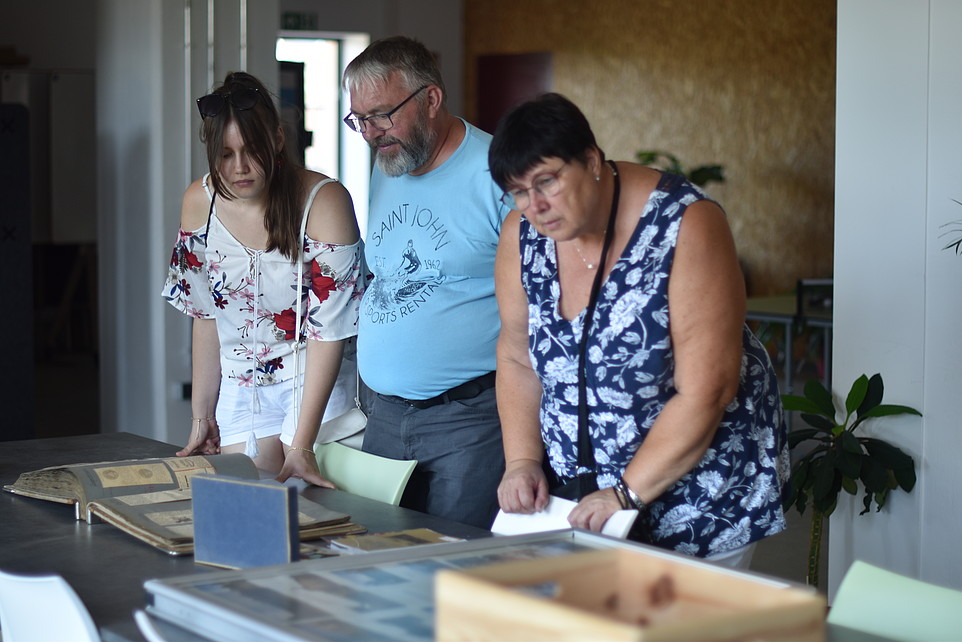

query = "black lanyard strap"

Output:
[[575, 160, 621, 472]]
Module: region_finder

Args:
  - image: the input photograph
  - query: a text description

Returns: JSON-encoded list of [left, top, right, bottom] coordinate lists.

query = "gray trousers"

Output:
[[360, 383, 504, 530]]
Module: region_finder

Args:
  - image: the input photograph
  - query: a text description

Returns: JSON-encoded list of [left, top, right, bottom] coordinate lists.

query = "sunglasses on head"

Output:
[[196, 87, 260, 119]]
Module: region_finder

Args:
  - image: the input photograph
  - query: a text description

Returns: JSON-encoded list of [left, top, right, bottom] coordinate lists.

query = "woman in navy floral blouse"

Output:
[[489, 94, 788, 567]]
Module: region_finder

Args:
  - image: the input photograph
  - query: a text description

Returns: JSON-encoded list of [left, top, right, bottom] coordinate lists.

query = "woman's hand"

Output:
[[176, 418, 221, 457], [498, 459, 550, 514], [275, 448, 335, 488], [567, 487, 622, 532]]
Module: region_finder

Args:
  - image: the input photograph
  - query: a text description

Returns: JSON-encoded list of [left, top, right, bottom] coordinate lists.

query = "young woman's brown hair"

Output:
[[200, 71, 302, 259]]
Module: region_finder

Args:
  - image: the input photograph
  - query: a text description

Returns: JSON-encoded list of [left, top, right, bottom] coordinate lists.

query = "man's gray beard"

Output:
[[373, 118, 436, 177]]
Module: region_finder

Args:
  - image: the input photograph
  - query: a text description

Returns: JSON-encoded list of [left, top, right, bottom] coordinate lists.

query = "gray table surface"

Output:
[[0, 432, 489, 641], [0, 433, 891, 642]]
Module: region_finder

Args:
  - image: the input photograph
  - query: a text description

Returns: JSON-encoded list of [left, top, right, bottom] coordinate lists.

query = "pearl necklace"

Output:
[[571, 163, 618, 271], [573, 243, 598, 270]]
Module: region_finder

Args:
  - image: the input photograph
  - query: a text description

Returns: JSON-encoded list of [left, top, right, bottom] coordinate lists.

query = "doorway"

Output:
[[276, 33, 370, 235], [1, 70, 100, 441]]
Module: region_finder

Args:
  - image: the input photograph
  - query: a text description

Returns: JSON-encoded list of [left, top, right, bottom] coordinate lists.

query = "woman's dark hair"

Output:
[[201, 71, 302, 260], [488, 93, 604, 190]]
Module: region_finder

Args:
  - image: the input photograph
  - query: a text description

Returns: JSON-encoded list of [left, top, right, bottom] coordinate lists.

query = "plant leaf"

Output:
[[839, 430, 863, 454], [874, 490, 889, 511], [784, 460, 808, 512], [635, 151, 659, 165], [861, 491, 873, 515], [812, 452, 837, 502], [803, 379, 836, 417], [894, 465, 917, 493], [782, 394, 828, 416], [784, 460, 810, 513], [788, 428, 822, 449], [799, 413, 837, 433], [635, 150, 684, 175], [836, 447, 862, 479], [841, 476, 858, 495], [782, 490, 797, 513], [790, 458, 814, 491], [688, 165, 725, 187], [816, 493, 838, 517], [856, 373, 884, 416], [862, 439, 917, 492], [793, 489, 808, 515], [845, 374, 869, 416], [861, 404, 922, 419], [861, 438, 914, 470], [859, 456, 890, 493]]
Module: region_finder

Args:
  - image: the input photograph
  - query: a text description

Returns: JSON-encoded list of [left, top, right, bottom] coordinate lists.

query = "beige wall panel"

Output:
[[464, 0, 836, 295]]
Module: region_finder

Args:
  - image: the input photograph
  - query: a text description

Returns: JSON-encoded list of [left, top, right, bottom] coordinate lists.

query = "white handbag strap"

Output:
[[292, 178, 337, 431]]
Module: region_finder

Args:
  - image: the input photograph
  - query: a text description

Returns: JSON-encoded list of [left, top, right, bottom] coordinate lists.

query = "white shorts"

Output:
[[215, 358, 359, 448], [216, 377, 300, 448]]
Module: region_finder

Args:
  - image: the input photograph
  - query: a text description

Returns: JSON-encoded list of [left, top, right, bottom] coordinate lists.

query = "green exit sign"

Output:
[[281, 12, 318, 31]]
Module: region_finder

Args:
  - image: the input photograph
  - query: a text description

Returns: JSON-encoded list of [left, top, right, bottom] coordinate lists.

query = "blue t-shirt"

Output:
[[358, 120, 507, 398], [520, 172, 789, 558]]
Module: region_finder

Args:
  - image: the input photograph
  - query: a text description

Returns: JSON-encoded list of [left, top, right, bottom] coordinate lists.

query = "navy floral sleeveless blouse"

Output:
[[519, 172, 789, 557]]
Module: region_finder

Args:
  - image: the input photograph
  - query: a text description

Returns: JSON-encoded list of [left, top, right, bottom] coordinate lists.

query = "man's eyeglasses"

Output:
[[343, 85, 428, 133], [500, 163, 568, 211], [196, 87, 260, 119]]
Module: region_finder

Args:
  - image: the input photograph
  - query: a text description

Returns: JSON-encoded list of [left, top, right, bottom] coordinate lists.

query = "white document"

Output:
[[491, 496, 638, 539]]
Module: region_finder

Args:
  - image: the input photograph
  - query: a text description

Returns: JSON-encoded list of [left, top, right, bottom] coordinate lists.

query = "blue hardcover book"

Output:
[[192, 475, 299, 569]]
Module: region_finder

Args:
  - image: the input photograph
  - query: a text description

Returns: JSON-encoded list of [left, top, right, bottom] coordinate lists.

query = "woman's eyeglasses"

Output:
[[343, 85, 428, 133], [500, 163, 568, 210], [196, 87, 260, 119]]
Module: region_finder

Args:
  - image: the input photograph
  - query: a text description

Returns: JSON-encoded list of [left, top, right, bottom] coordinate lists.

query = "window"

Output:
[[276, 33, 370, 235]]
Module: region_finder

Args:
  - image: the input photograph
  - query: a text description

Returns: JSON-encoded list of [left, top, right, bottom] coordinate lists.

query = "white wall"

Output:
[[97, 0, 280, 443], [833, 0, 962, 596], [922, 0, 962, 589]]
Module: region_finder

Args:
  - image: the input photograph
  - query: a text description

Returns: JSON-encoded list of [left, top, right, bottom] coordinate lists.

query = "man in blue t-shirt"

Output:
[[342, 36, 507, 529]]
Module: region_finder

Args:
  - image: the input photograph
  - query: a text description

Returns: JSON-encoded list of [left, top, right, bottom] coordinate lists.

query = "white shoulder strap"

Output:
[[292, 178, 337, 431], [298, 178, 336, 248]]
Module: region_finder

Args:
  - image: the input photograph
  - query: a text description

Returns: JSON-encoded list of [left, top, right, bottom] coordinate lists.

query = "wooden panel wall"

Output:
[[464, 0, 836, 296]]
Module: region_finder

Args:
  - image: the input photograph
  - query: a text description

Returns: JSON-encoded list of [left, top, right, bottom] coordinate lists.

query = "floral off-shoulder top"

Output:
[[162, 176, 363, 389]]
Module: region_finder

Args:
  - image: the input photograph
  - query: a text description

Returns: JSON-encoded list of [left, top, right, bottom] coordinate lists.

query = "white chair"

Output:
[[0, 568, 99, 641], [133, 609, 167, 642], [315, 442, 416, 506], [827, 560, 962, 641]]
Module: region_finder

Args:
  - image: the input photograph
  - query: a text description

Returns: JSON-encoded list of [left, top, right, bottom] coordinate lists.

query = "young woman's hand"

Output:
[[176, 418, 221, 456], [276, 448, 335, 488]]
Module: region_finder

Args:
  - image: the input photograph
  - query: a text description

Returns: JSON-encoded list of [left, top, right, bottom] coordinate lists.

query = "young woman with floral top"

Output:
[[163, 71, 363, 485]]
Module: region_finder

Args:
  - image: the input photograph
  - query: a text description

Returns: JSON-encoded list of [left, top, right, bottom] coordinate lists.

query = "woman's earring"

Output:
[[594, 175, 601, 182]]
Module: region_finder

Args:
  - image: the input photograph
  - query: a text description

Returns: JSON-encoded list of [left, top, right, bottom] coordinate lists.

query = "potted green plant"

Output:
[[938, 198, 962, 253], [635, 150, 725, 187], [781, 373, 921, 587]]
